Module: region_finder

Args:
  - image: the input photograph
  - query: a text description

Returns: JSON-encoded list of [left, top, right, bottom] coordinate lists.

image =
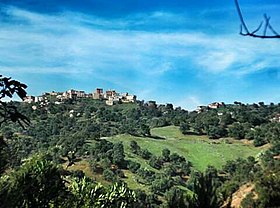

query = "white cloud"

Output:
[[198, 51, 236, 72], [174, 96, 203, 110], [0, 6, 279, 82]]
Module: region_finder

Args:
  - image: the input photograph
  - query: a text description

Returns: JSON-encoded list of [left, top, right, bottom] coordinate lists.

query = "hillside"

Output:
[[107, 126, 263, 171], [1, 97, 280, 207]]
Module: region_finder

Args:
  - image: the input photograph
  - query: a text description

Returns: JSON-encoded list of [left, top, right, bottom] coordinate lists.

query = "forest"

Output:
[[0, 76, 280, 208]]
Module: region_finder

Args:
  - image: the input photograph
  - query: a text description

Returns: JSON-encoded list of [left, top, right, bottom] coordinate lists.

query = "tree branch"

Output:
[[0, 75, 30, 128], [234, 0, 280, 39]]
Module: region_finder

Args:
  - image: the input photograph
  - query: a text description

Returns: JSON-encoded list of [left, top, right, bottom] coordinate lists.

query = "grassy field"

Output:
[[64, 159, 112, 186], [107, 126, 265, 171]]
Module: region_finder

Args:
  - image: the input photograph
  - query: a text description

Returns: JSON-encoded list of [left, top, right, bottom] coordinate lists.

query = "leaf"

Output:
[[16, 88, 27, 100], [5, 91, 12, 98]]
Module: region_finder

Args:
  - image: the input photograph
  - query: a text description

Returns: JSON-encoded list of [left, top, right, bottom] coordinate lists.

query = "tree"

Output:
[[0, 154, 67, 207], [235, 0, 280, 39], [0, 75, 29, 175], [130, 140, 140, 154], [139, 123, 151, 136], [112, 142, 125, 167], [253, 135, 267, 147], [69, 177, 104, 207], [220, 113, 234, 126], [190, 167, 223, 208], [151, 177, 173, 194], [207, 125, 227, 139], [1, 126, 13, 140], [69, 177, 136, 207], [103, 168, 117, 182], [180, 122, 190, 135], [137, 168, 155, 182], [166, 187, 195, 208], [0, 75, 29, 127], [170, 153, 186, 163], [134, 189, 161, 207], [149, 156, 162, 169], [140, 148, 152, 160], [228, 122, 245, 139], [127, 160, 141, 173], [255, 169, 280, 207], [192, 119, 204, 135], [162, 148, 171, 162], [89, 159, 99, 173]]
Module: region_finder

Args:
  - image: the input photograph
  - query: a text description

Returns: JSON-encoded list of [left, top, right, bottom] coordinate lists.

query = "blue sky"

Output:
[[0, 0, 279, 109]]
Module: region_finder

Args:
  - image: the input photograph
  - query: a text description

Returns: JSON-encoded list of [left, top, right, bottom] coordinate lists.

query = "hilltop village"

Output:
[[24, 88, 230, 112], [24, 89, 280, 123], [24, 88, 137, 106]]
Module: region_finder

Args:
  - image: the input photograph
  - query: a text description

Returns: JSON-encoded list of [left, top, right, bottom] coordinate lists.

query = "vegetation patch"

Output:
[[108, 126, 263, 171]]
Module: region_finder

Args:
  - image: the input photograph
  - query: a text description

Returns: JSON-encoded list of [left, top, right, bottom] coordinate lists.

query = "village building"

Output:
[[196, 106, 207, 113], [121, 93, 136, 103], [76, 90, 86, 98], [86, 93, 93, 98], [270, 113, 280, 123], [56, 94, 65, 101], [62, 89, 86, 99], [208, 102, 225, 109], [93, 88, 104, 100], [106, 96, 121, 106], [49, 91, 59, 96], [34, 96, 44, 103], [23, 96, 35, 103], [104, 90, 117, 99]]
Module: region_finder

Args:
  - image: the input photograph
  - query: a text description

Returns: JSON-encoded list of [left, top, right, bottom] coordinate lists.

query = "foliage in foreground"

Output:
[[0, 154, 137, 208]]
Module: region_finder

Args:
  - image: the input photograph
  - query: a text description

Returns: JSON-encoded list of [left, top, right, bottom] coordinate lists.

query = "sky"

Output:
[[0, 0, 279, 110]]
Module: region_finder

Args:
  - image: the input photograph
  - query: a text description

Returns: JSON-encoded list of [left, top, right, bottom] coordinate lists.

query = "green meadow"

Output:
[[107, 126, 264, 171]]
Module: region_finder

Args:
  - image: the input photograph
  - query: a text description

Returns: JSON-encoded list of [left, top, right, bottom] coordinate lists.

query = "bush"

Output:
[[148, 156, 162, 170], [103, 168, 116, 182], [228, 123, 245, 139], [137, 168, 155, 182], [140, 149, 152, 160], [127, 161, 141, 173], [151, 177, 173, 194], [180, 123, 190, 135]]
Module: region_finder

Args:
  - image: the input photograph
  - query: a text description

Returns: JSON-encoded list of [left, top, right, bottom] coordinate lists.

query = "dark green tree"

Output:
[[228, 122, 245, 139], [149, 156, 162, 169], [162, 148, 171, 162], [127, 160, 141, 173], [130, 140, 140, 154], [0, 154, 67, 207], [166, 187, 195, 208], [207, 125, 227, 139], [191, 167, 222, 208], [255, 169, 280, 208], [103, 168, 117, 182], [112, 142, 125, 167], [180, 122, 190, 135]]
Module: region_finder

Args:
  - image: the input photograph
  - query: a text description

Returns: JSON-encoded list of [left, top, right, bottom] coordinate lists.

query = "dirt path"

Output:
[[230, 183, 255, 208]]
